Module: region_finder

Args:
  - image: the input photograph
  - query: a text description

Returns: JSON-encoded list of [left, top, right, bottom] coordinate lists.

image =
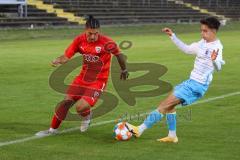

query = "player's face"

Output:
[[85, 28, 99, 43], [200, 24, 216, 42]]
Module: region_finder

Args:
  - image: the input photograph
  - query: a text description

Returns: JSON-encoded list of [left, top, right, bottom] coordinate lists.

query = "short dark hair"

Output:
[[200, 17, 221, 31], [85, 15, 100, 29]]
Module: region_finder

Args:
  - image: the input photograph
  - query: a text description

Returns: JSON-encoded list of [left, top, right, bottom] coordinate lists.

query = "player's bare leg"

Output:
[[35, 96, 76, 137], [157, 93, 180, 114], [75, 98, 92, 132]]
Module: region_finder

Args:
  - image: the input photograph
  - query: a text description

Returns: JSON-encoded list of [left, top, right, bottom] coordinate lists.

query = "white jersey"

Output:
[[171, 34, 225, 85]]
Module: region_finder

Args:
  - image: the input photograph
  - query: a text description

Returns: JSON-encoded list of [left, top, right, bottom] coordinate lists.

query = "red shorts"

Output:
[[66, 76, 107, 106]]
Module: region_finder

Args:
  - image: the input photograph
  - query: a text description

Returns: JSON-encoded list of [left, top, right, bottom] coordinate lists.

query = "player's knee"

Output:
[[77, 107, 91, 117], [157, 105, 166, 114], [75, 104, 88, 113], [157, 104, 173, 114], [75, 99, 90, 113], [75, 105, 82, 113], [157, 101, 167, 113]]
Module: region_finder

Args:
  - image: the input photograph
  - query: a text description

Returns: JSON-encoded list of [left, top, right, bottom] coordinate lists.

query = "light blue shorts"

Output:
[[173, 79, 209, 106]]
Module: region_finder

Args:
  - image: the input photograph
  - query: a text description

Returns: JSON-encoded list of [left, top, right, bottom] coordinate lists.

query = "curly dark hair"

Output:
[[85, 15, 100, 29]]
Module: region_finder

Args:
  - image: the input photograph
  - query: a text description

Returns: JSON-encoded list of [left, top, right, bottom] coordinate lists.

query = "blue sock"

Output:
[[166, 112, 177, 136], [143, 109, 164, 128]]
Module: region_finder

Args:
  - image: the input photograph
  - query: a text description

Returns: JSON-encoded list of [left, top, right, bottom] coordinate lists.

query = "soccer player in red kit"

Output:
[[36, 16, 129, 136]]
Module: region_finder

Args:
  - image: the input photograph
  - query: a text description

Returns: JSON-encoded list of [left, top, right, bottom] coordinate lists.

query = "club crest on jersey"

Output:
[[205, 50, 209, 55], [95, 46, 102, 53]]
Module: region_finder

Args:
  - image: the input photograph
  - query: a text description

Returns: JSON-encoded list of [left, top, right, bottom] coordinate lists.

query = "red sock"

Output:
[[50, 100, 74, 129], [79, 108, 91, 117], [51, 114, 62, 129]]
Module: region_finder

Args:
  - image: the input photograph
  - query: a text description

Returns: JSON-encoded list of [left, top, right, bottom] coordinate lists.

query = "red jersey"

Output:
[[64, 33, 120, 83]]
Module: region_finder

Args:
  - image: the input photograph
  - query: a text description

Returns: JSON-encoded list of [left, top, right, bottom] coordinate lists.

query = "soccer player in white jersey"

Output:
[[126, 17, 225, 143]]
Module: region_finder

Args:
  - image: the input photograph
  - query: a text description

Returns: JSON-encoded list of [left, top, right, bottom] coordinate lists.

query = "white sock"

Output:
[[138, 123, 147, 134], [168, 130, 177, 138]]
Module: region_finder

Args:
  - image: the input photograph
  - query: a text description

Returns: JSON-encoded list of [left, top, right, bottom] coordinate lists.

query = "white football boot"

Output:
[[35, 128, 58, 137]]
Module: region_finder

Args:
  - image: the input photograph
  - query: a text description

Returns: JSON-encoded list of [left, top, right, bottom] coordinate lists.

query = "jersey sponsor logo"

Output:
[[83, 54, 100, 62]]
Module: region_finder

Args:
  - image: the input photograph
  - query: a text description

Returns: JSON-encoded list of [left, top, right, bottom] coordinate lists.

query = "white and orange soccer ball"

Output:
[[113, 122, 132, 141]]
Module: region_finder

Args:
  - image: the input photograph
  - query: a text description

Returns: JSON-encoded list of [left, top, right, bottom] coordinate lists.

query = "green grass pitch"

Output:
[[0, 22, 240, 160]]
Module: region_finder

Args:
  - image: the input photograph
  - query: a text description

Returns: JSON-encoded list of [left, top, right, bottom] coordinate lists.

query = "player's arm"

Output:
[[51, 37, 80, 67], [162, 28, 197, 55], [106, 40, 129, 80], [116, 53, 129, 80], [211, 49, 225, 72]]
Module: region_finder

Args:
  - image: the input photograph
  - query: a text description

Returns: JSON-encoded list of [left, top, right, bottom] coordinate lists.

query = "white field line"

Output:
[[0, 91, 239, 148]]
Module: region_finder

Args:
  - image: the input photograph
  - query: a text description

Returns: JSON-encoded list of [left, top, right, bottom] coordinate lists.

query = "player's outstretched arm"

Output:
[[51, 55, 69, 67], [162, 27, 197, 55], [115, 54, 129, 80]]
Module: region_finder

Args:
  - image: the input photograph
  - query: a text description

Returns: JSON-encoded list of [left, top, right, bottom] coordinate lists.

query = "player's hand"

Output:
[[51, 55, 69, 67], [120, 69, 129, 80], [51, 58, 61, 67], [211, 49, 219, 60], [162, 28, 173, 36]]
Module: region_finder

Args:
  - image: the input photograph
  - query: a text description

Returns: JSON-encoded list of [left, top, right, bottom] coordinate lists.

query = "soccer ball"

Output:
[[113, 122, 132, 141]]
